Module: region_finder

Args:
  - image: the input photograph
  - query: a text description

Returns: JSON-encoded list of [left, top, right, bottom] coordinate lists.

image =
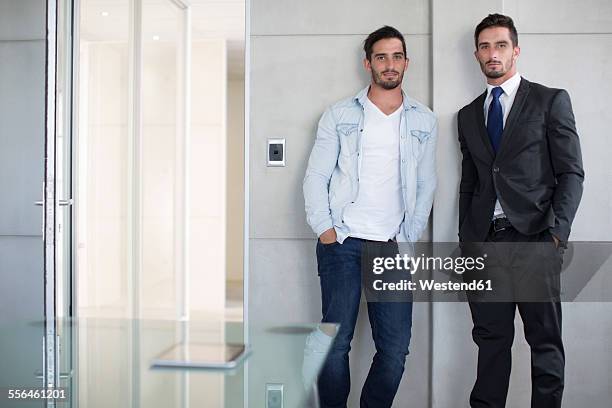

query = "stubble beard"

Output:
[[482, 58, 514, 79], [373, 70, 403, 90]]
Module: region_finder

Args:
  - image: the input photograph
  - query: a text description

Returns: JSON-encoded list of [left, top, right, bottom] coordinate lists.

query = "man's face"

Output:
[[364, 38, 408, 90], [474, 26, 520, 81]]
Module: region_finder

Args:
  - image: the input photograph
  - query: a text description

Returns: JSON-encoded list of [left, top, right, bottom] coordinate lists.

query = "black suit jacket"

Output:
[[457, 78, 584, 244]]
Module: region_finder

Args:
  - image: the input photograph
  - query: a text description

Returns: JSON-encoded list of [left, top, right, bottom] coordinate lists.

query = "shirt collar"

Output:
[[354, 86, 417, 110], [486, 72, 521, 98]]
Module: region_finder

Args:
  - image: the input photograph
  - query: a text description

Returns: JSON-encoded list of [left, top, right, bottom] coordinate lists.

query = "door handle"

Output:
[[35, 199, 73, 206], [34, 370, 72, 380]]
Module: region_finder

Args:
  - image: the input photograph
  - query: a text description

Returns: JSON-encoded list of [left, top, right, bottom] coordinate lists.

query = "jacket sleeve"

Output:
[[547, 89, 584, 244], [409, 117, 438, 241], [458, 109, 478, 237], [303, 108, 340, 237]]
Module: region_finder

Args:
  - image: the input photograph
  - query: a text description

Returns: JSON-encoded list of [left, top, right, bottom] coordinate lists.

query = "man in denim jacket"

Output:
[[303, 26, 437, 408]]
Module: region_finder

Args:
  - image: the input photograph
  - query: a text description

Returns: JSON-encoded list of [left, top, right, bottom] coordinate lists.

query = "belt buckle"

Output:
[[493, 217, 507, 233]]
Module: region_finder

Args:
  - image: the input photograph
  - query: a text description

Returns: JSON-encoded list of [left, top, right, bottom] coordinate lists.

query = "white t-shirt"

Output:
[[342, 97, 405, 241]]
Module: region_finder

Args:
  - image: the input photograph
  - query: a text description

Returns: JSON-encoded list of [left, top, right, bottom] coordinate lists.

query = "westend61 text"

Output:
[[372, 279, 493, 292]]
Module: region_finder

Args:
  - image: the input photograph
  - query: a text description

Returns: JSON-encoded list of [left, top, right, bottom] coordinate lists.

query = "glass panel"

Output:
[[0, 319, 336, 407], [57, 0, 75, 405], [77, 0, 131, 319], [190, 0, 246, 326], [75, 0, 246, 404], [141, 0, 183, 319], [77, 2, 131, 406]]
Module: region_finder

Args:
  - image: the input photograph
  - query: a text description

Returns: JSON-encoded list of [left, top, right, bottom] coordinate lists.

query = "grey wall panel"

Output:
[[0, 40, 45, 236], [0, 3, 45, 403], [0, 0, 45, 41], [0, 236, 43, 322], [517, 34, 612, 241], [430, 303, 476, 407], [249, 239, 321, 325], [251, 0, 430, 36], [504, 0, 612, 33], [250, 34, 431, 239], [562, 303, 612, 406]]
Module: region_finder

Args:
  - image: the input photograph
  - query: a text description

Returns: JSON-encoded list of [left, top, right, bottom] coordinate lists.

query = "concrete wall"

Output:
[[249, 1, 432, 406], [249, 0, 612, 406], [0, 0, 46, 401], [431, 1, 612, 407]]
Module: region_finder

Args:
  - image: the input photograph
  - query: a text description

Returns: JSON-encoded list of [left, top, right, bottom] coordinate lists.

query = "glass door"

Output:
[[55, 0, 76, 406]]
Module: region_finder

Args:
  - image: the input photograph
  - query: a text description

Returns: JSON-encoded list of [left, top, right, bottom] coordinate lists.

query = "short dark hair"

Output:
[[474, 14, 518, 49], [363, 26, 406, 61]]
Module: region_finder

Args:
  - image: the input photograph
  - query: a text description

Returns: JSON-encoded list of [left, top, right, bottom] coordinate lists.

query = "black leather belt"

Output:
[[492, 217, 512, 232]]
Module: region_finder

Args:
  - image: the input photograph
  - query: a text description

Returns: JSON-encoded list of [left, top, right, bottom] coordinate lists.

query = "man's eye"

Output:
[[499, 44, 506, 48], [376, 56, 385, 61], [393, 55, 404, 60]]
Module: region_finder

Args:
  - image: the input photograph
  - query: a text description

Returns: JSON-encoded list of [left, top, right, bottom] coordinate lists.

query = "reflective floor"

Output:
[[0, 319, 337, 408]]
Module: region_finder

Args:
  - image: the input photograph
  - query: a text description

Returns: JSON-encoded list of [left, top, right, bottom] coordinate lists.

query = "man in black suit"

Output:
[[458, 14, 584, 408]]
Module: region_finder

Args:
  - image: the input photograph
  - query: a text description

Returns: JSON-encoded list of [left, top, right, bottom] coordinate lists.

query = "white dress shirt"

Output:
[[483, 71, 522, 218]]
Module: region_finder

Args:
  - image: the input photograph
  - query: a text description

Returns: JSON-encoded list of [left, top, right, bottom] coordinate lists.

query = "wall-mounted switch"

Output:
[[267, 138, 285, 167], [266, 383, 284, 408]]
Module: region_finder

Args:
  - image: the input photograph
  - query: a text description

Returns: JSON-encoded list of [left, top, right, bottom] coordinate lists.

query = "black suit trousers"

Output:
[[468, 227, 564, 408]]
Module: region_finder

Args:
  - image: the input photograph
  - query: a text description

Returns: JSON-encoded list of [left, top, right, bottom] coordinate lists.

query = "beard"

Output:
[[372, 69, 403, 90], [485, 69, 505, 78], [481, 59, 513, 79]]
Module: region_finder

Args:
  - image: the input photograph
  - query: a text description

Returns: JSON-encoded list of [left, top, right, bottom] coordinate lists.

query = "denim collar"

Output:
[[354, 85, 418, 111]]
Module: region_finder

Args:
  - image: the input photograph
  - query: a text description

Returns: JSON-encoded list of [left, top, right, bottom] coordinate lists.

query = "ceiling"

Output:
[[80, 0, 245, 79]]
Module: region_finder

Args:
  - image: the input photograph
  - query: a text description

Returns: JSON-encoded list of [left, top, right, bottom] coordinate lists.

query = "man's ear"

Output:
[[363, 58, 371, 72], [513, 46, 521, 62], [404, 57, 410, 72]]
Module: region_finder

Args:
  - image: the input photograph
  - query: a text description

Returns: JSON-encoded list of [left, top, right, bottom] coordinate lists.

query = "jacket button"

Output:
[[493, 166, 500, 173], [401, 159, 406, 163]]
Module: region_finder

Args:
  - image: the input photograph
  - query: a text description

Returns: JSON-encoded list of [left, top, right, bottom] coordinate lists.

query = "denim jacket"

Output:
[[303, 86, 438, 243]]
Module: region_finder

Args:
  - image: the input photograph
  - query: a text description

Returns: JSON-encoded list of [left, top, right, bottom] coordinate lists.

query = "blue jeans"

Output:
[[316, 237, 413, 408]]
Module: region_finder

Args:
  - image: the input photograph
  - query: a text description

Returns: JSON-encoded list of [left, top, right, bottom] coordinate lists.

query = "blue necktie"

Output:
[[487, 87, 504, 153]]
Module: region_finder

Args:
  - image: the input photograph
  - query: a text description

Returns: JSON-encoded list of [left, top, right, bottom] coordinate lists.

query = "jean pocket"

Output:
[[318, 239, 339, 248]]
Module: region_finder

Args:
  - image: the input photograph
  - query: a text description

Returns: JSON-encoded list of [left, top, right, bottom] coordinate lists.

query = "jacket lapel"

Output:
[[496, 78, 531, 156], [472, 91, 495, 159]]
